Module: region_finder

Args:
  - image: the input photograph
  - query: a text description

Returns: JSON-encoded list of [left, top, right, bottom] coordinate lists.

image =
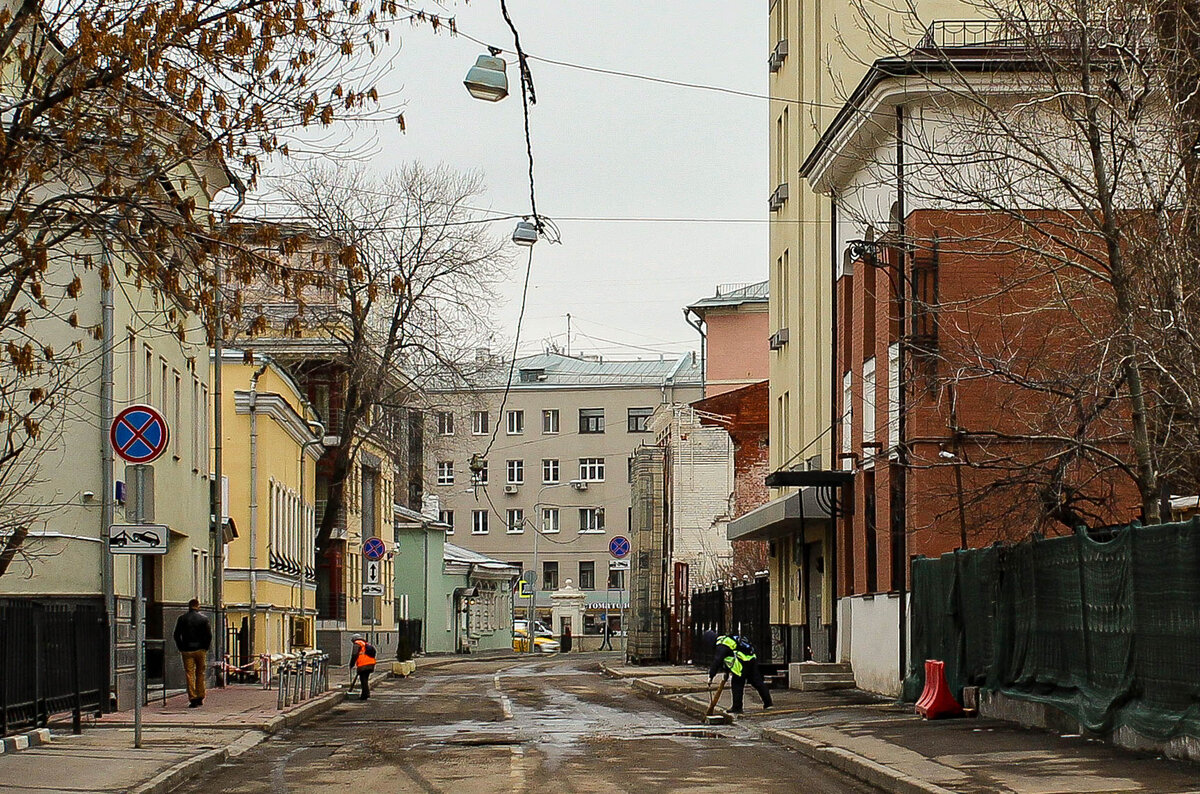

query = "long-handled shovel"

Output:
[[703, 673, 728, 724]]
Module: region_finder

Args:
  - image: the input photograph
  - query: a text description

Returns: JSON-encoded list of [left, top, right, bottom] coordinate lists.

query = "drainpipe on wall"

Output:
[[247, 360, 268, 659]]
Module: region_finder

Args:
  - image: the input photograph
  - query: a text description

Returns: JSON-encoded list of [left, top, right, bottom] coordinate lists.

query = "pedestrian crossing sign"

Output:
[[514, 579, 534, 599]]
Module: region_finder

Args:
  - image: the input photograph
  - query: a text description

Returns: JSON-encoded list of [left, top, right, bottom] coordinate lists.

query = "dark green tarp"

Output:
[[907, 518, 1200, 740]]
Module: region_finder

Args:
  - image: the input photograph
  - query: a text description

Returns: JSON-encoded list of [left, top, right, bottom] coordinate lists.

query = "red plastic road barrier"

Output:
[[915, 659, 964, 719]]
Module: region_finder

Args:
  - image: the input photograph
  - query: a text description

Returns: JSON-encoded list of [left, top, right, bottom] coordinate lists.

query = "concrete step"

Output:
[[796, 672, 856, 684], [788, 661, 856, 691], [792, 662, 853, 674], [796, 679, 857, 691]]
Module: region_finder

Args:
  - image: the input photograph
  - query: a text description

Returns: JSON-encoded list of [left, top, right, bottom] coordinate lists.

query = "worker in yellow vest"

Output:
[[707, 633, 773, 714], [349, 634, 377, 701]]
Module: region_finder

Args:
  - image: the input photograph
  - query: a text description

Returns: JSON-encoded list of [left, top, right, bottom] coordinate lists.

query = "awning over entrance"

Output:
[[727, 488, 833, 542]]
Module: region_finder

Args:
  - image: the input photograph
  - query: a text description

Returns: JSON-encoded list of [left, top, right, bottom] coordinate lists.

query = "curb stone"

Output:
[[763, 727, 958, 794], [0, 727, 52, 754]]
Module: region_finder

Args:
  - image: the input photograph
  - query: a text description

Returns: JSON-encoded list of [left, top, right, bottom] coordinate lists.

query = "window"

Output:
[[888, 343, 901, 455], [437, 412, 454, 435], [841, 371, 853, 470], [863, 357, 877, 448], [440, 510, 454, 533], [160, 358, 168, 413], [172, 372, 182, 457], [579, 408, 604, 434], [471, 460, 488, 485], [542, 561, 559, 591], [542, 459, 559, 484], [472, 510, 489, 535], [579, 458, 605, 482], [191, 376, 202, 471], [506, 509, 525, 533], [507, 459, 524, 484], [607, 567, 624, 590], [627, 456, 634, 483], [472, 410, 489, 435], [506, 410, 524, 435], [127, 333, 137, 403], [143, 345, 153, 401], [541, 508, 559, 534], [542, 409, 559, 434], [579, 507, 605, 533], [627, 407, 652, 433], [579, 561, 595, 590], [436, 461, 454, 486]]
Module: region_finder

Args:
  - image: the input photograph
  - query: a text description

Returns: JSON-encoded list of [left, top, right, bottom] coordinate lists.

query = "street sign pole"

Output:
[[132, 463, 146, 749]]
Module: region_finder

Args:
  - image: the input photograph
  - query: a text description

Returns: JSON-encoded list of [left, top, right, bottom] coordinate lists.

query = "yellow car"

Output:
[[512, 628, 560, 653]]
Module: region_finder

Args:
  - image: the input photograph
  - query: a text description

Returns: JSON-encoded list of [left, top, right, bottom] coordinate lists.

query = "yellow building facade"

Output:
[[219, 353, 321, 663]]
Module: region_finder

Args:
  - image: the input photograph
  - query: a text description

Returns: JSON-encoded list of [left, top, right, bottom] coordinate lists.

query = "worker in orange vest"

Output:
[[349, 634, 377, 701]]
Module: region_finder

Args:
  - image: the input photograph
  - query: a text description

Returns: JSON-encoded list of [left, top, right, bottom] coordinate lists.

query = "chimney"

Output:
[[475, 347, 490, 363]]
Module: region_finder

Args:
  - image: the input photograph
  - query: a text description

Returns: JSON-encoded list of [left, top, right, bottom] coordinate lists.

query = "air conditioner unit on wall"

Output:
[[504, 484, 519, 494], [571, 480, 588, 491]]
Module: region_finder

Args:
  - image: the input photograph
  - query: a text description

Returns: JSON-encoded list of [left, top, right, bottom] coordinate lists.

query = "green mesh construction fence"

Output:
[[906, 518, 1200, 740]]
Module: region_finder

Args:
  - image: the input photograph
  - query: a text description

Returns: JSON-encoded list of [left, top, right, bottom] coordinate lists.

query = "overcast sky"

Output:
[[273, 2, 767, 362]]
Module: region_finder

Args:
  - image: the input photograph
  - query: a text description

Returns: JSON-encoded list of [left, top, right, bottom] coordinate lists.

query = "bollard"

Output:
[[276, 662, 288, 710], [915, 659, 964, 719]]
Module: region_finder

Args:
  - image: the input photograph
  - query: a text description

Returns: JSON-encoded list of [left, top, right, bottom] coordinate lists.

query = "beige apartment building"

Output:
[[733, 0, 978, 675], [428, 352, 702, 640]]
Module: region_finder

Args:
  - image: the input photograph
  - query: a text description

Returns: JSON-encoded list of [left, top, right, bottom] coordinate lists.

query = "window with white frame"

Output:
[[888, 343, 900, 456], [841, 371, 853, 470], [471, 460, 488, 485], [579, 457, 605, 482], [506, 509, 524, 533], [437, 411, 454, 435], [472, 410, 489, 435], [542, 459, 559, 484], [439, 509, 455, 533], [579, 507, 605, 533], [579, 408, 604, 434], [506, 410, 524, 435], [627, 407, 652, 432], [472, 510, 489, 534], [541, 508, 559, 534], [862, 357, 877, 449], [542, 409, 559, 434], [507, 459, 524, 484], [437, 461, 454, 485]]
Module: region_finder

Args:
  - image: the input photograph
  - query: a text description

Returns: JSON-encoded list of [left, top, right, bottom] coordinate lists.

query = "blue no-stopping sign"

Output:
[[609, 536, 630, 559]]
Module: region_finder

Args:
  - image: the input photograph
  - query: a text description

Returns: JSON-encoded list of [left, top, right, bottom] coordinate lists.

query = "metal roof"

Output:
[[443, 542, 521, 577], [460, 351, 703, 390], [687, 280, 769, 313]]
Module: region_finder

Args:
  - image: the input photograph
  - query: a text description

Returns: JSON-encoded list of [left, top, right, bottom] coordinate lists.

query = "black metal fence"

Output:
[[730, 576, 771, 667], [0, 599, 109, 735], [689, 586, 725, 670]]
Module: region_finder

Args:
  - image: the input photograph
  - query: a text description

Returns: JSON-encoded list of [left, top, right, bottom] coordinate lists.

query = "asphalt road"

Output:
[[178, 653, 876, 793]]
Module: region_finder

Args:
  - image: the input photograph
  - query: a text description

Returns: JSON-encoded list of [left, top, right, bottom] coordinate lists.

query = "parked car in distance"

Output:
[[513, 620, 554, 638], [513, 628, 560, 653]]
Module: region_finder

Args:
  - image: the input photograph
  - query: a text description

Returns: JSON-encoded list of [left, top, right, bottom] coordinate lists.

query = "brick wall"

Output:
[[835, 210, 1141, 598]]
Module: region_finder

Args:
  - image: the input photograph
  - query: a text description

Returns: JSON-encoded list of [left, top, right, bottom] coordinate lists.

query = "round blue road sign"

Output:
[[609, 536, 630, 559], [110, 404, 169, 464], [363, 537, 387, 561]]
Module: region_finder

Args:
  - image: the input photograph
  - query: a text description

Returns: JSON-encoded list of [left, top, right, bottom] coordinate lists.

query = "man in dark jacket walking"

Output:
[[173, 599, 212, 707], [707, 632, 773, 714]]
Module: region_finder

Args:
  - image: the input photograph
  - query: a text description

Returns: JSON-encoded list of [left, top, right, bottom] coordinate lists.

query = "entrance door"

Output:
[[806, 542, 831, 662]]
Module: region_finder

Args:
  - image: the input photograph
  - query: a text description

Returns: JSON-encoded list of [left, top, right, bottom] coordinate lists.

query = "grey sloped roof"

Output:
[[687, 280, 769, 312], [443, 543, 521, 577], [459, 352, 703, 390]]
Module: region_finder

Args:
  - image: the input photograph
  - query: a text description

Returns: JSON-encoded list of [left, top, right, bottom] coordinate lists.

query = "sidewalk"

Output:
[[605, 663, 1200, 794], [0, 675, 374, 794]]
